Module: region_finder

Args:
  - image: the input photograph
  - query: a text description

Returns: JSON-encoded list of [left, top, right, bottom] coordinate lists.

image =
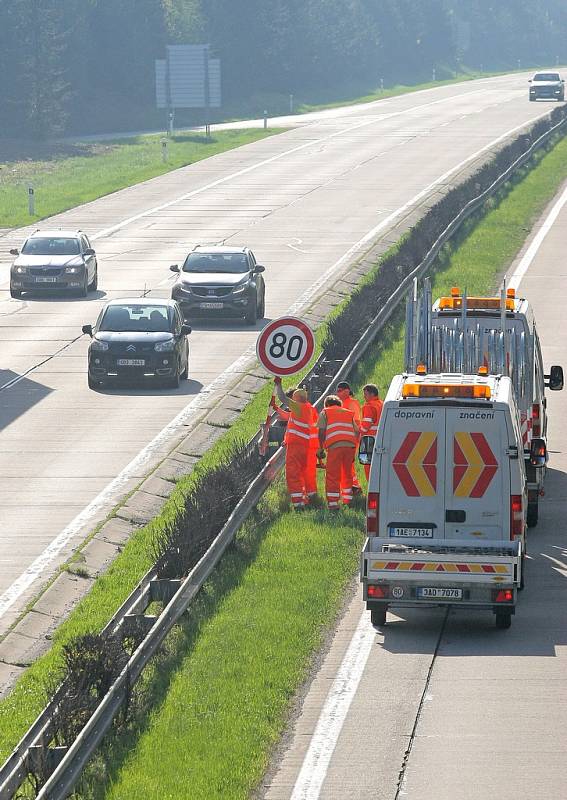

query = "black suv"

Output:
[[10, 229, 98, 298], [170, 246, 266, 325], [529, 72, 565, 102], [83, 298, 191, 389]]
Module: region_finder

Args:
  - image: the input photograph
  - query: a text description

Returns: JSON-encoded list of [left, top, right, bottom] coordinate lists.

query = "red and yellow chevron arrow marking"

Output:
[[453, 432, 498, 498], [371, 561, 510, 574], [393, 432, 437, 497]]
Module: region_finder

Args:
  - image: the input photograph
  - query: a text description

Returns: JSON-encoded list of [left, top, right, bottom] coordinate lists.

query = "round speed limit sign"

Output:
[[256, 316, 315, 376]]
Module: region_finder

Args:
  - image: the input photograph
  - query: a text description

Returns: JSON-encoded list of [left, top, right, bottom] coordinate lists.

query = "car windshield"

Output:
[[21, 237, 80, 256], [533, 73, 560, 82], [99, 304, 172, 333], [182, 252, 249, 274]]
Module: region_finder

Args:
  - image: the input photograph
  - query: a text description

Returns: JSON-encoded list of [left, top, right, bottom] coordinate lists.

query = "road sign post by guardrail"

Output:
[[28, 185, 35, 216]]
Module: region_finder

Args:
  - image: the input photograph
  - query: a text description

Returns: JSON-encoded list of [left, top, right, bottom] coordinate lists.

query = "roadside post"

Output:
[[161, 137, 168, 163], [289, 94, 294, 113], [432, 67, 436, 82], [256, 316, 316, 455], [28, 185, 35, 216], [263, 110, 268, 130], [380, 77, 384, 92]]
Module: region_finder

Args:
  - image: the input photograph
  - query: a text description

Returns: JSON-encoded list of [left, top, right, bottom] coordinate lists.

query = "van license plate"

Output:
[[417, 587, 463, 600], [35, 276, 57, 283], [117, 359, 145, 366], [200, 302, 223, 309], [389, 527, 433, 538]]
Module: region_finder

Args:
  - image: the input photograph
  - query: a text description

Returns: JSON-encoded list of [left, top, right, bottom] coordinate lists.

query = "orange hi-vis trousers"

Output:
[[286, 443, 310, 509], [306, 448, 318, 497], [326, 447, 355, 508]]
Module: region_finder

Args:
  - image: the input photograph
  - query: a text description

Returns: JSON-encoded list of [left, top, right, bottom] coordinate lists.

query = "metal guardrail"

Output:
[[1, 109, 565, 800]]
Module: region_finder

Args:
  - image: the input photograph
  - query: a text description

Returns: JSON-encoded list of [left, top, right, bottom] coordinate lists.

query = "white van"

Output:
[[359, 370, 547, 629], [406, 283, 563, 527]]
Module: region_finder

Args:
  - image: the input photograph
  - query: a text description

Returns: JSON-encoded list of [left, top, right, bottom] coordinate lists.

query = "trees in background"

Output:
[[0, 0, 566, 139]]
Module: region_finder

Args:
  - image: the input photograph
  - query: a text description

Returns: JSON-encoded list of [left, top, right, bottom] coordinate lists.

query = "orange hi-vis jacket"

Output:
[[285, 403, 317, 447], [323, 406, 358, 448], [342, 395, 362, 425], [361, 397, 383, 437]]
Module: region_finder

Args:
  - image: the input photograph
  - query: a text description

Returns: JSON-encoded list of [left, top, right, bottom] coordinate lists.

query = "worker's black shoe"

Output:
[[352, 486, 363, 496]]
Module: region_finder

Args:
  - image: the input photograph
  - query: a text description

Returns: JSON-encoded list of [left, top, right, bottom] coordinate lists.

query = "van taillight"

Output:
[[510, 495, 523, 540], [532, 403, 541, 436], [367, 492, 379, 535]]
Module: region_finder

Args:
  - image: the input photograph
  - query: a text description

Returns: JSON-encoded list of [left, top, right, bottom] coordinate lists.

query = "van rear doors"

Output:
[[380, 405, 509, 542]]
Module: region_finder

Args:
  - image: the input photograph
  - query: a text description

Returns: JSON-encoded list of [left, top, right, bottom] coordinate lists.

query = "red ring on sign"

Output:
[[256, 316, 315, 375]]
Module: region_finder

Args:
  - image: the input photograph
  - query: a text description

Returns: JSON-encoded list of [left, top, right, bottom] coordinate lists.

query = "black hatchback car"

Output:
[[83, 298, 191, 389], [170, 245, 266, 325]]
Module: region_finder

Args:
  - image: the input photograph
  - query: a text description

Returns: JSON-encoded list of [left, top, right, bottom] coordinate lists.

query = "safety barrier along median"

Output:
[[1, 105, 566, 800]]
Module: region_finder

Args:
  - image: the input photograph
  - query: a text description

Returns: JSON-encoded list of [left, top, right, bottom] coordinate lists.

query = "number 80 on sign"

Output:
[[256, 316, 315, 376]]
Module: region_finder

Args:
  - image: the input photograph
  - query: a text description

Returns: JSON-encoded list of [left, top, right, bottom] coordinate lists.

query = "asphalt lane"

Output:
[[0, 74, 557, 632], [263, 185, 567, 799]]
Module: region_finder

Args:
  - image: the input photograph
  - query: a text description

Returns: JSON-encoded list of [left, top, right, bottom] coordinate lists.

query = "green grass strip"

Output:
[[1, 133, 566, 780], [76, 139, 567, 798], [0, 129, 279, 229]]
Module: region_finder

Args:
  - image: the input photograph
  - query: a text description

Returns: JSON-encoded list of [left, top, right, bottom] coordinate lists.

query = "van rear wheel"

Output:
[[370, 605, 387, 626], [495, 612, 512, 629], [527, 500, 538, 528]]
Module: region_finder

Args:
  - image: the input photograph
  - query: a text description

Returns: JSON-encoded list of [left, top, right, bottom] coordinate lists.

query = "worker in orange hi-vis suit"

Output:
[[336, 381, 362, 495], [274, 377, 318, 510], [360, 383, 383, 480], [273, 386, 319, 502], [318, 395, 360, 509]]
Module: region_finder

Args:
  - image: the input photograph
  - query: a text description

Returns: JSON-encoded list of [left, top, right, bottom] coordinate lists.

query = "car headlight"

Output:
[[232, 280, 250, 295], [13, 266, 26, 274], [172, 283, 192, 296], [90, 340, 109, 351], [155, 339, 175, 352], [65, 266, 83, 274]]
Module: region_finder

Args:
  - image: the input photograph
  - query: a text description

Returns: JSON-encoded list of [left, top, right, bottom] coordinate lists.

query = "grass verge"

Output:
[[1, 130, 566, 783], [0, 129, 279, 229], [74, 139, 567, 797]]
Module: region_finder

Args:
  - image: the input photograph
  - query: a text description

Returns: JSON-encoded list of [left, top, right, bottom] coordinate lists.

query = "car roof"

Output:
[[192, 245, 248, 254], [27, 229, 83, 239], [104, 297, 176, 308]]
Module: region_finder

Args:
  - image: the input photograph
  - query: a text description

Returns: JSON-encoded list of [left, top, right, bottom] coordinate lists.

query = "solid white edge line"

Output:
[[290, 612, 375, 800], [508, 183, 567, 290], [0, 102, 554, 620]]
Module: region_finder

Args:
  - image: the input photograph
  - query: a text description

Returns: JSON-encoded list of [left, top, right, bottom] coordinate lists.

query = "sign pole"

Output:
[[28, 185, 35, 216]]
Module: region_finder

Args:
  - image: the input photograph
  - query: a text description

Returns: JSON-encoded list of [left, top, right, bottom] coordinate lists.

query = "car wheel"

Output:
[[88, 373, 102, 390], [165, 360, 181, 388], [245, 300, 258, 326], [10, 287, 22, 299], [89, 266, 98, 291], [78, 274, 89, 298]]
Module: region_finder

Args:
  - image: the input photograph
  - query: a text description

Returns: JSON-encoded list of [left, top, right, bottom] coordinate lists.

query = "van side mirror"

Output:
[[9, 248, 19, 256], [82, 324, 93, 336], [358, 435, 375, 466], [545, 365, 564, 391], [254, 265, 265, 273], [181, 324, 192, 336], [530, 437, 547, 467], [83, 248, 95, 257], [170, 264, 180, 273]]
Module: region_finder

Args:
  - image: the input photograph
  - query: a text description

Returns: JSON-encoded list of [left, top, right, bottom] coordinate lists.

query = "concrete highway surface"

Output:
[[0, 74, 559, 636], [263, 185, 567, 799]]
